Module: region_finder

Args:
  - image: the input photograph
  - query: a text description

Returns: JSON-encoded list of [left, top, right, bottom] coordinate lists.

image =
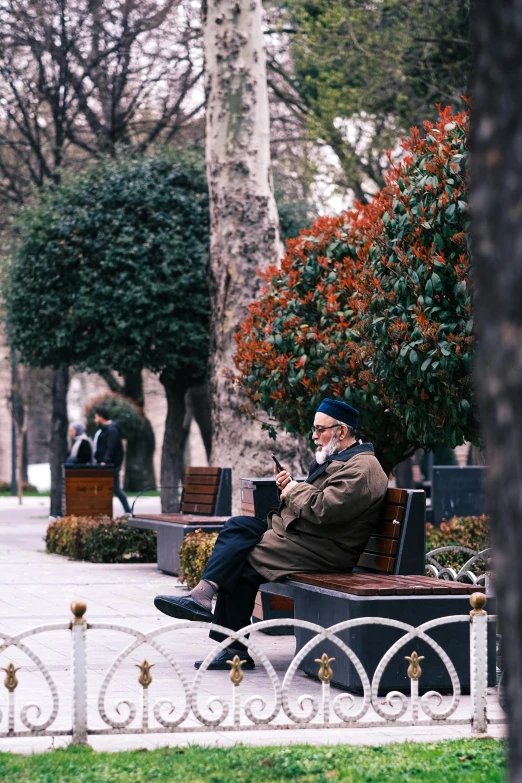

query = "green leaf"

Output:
[[434, 233, 444, 250], [431, 272, 442, 292]]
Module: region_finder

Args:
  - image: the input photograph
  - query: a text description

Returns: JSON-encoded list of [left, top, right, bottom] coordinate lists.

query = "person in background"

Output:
[[65, 422, 93, 465], [93, 407, 131, 514]]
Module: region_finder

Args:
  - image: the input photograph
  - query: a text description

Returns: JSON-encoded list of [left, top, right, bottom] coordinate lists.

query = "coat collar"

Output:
[[306, 442, 375, 484]]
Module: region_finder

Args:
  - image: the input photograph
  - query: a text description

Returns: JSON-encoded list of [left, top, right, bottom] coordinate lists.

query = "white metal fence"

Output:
[[426, 546, 491, 584], [0, 594, 505, 744]]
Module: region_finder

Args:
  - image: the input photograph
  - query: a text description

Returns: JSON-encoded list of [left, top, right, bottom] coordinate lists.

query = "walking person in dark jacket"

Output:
[[93, 407, 131, 514]]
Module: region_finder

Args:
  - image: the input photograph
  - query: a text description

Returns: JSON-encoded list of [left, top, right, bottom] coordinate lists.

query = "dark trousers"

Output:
[[113, 467, 131, 514], [202, 515, 268, 650]]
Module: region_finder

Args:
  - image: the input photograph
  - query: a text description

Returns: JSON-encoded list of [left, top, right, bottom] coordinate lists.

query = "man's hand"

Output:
[[275, 468, 292, 490], [280, 479, 298, 499]]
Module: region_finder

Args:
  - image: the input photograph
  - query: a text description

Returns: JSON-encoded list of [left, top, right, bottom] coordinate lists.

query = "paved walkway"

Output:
[[0, 498, 506, 753]]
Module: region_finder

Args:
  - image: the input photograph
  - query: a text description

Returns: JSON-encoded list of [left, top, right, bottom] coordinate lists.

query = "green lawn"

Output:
[[0, 739, 505, 783], [0, 491, 49, 497]]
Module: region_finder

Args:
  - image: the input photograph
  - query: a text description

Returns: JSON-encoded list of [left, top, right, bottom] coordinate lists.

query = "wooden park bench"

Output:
[[128, 467, 231, 575], [242, 483, 495, 693]]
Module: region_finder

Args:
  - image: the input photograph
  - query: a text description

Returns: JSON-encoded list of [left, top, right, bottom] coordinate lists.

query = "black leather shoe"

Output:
[[194, 647, 255, 670], [154, 595, 213, 622]]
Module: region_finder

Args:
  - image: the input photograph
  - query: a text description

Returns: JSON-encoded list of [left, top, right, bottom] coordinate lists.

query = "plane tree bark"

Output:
[[471, 1, 522, 779], [204, 0, 309, 510]]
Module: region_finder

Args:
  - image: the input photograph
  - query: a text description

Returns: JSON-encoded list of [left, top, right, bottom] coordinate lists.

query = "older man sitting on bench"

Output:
[[154, 398, 388, 669]]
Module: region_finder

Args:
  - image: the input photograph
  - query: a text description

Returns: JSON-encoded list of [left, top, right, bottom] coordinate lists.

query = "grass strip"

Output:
[[0, 738, 505, 783]]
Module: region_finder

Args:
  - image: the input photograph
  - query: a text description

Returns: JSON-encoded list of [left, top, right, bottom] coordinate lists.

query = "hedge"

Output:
[[45, 515, 156, 563], [426, 514, 489, 576]]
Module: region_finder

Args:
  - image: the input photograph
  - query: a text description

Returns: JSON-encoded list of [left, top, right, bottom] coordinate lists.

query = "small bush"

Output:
[[85, 393, 145, 440], [46, 515, 156, 563], [426, 514, 490, 575], [178, 529, 218, 588]]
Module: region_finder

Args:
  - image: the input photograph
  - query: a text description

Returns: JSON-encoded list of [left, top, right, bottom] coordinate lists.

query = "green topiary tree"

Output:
[[234, 107, 477, 474], [6, 149, 210, 510], [85, 394, 146, 441]]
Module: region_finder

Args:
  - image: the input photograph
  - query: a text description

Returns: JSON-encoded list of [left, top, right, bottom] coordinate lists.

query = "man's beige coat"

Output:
[[248, 445, 388, 581]]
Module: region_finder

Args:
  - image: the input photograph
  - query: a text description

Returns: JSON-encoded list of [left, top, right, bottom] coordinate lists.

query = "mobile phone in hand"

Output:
[[271, 454, 284, 473]]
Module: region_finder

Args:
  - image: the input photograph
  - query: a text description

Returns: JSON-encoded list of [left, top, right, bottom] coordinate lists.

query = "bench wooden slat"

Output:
[[291, 574, 405, 595], [365, 536, 398, 556], [384, 488, 408, 505], [289, 573, 486, 596], [373, 519, 402, 539], [356, 552, 395, 573], [182, 484, 218, 496], [184, 475, 220, 487], [378, 504, 405, 522], [181, 501, 215, 514], [183, 492, 219, 504], [185, 467, 222, 477]]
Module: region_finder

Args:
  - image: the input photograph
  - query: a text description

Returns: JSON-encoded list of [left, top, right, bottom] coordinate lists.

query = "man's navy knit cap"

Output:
[[317, 398, 359, 429]]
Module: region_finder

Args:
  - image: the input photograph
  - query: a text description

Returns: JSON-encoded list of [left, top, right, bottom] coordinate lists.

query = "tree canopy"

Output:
[[266, 0, 471, 201], [234, 106, 476, 473], [6, 149, 210, 386]]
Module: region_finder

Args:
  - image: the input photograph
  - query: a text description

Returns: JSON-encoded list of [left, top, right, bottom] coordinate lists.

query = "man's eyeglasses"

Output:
[[310, 424, 342, 437]]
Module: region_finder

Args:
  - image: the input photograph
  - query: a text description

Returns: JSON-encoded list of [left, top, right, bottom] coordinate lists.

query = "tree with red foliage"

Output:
[[234, 106, 478, 474]]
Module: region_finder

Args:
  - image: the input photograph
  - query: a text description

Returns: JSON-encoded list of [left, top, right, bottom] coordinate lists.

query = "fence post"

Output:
[[470, 592, 488, 733], [70, 601, 88, 745]]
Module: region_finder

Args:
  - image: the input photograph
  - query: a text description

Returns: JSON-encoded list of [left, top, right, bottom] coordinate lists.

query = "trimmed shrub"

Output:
[[178, 529, 218, 589], [85, 393, 145, 440], [45, 515, 156, 563], [426, 514, 489, 576]]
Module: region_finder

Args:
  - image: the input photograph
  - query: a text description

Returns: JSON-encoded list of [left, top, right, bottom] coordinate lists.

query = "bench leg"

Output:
[[156, 527, 185, 575]]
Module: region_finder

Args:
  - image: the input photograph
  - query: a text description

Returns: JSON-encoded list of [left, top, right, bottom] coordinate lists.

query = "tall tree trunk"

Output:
[[160, 376, 190, 512], [50, 367, 69, 517], [204, 0, 307, 509], [122, 371, 156, 492], [471, 2, 522, 779], [188, 381, 212, 461]]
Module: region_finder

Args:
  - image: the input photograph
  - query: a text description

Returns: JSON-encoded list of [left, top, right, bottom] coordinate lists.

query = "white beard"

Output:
[[315, 433, 341, 465]]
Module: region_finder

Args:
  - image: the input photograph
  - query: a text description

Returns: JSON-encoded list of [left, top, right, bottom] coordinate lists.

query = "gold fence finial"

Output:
[[71, 601, 87, 620], [470, 592, 487, 615], [227, 655, 245, 686], [405, 651, 424, 680], [136, 660, 154, 688], [315, 653, 335, 684], [2, 663, 20, 692]]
